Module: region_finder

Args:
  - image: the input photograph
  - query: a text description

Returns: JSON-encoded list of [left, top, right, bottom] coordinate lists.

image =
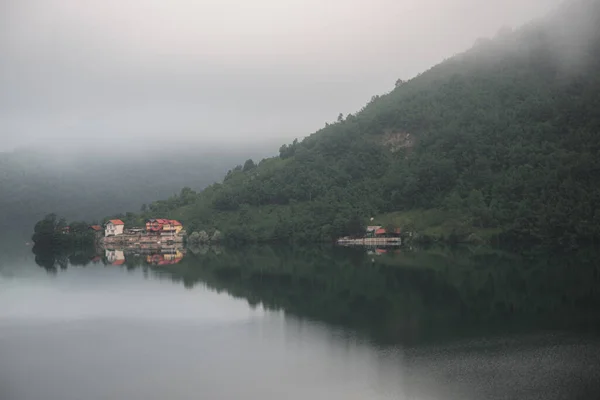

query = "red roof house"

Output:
[[375, 228, 401, 236]]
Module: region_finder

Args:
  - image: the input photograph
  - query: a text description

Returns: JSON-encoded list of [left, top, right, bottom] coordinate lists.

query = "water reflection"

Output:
[[32, 243, 600, 346], [4, 243, 598, 399], [31, 243, 187, 272]]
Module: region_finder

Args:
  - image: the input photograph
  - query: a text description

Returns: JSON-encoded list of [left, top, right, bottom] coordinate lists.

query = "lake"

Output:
[[1, 244, 599, 400]]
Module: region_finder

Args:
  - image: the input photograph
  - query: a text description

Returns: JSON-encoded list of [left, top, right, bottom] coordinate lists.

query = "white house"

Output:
[[105, 219, 125, 237]]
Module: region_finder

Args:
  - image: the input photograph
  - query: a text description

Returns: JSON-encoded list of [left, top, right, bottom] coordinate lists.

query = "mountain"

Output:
[[112, 0, 600, 247], [0, 143, 276, 238]]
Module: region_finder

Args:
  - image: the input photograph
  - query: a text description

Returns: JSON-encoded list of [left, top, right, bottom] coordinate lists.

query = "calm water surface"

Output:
[[1, 244, 599, 400]]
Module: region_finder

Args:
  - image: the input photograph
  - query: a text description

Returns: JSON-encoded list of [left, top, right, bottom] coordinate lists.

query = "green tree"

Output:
[[243, 159, 256, 172]]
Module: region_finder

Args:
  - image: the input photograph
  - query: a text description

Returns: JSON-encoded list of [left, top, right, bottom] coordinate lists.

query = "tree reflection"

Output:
[[152, 245, 600, 345], [32, 243, 600, 346], [32, 243, 97, 272]]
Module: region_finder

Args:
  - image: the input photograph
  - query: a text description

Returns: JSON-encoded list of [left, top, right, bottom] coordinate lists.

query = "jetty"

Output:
[[337, 237, 401, 246], [336, 225, 402, 247]]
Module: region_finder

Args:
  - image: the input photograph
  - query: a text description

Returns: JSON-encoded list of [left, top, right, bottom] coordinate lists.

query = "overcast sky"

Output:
[[0, 0, 563, 151]]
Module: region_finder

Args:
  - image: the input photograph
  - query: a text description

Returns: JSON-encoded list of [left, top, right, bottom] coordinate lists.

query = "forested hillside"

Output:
[[111, 0, 600, 247], [0, 145, 274, 237]]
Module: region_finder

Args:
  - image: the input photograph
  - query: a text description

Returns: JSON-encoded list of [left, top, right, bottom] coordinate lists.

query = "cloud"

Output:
[[0, 0, 563, 150]]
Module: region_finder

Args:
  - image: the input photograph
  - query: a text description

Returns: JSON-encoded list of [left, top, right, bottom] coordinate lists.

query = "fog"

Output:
[[1, 0, 563, 151]]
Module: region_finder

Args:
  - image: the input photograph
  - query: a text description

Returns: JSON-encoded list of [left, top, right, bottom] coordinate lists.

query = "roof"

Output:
[[366, 226, 382, 232], [375, 228, 401, 235], [108, 219, 125, 226], [89, 225, 102, 231], [146, 219, 182, 226]]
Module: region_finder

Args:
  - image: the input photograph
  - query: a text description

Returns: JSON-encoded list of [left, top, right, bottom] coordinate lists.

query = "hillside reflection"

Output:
[[33, 244, 600, 346]]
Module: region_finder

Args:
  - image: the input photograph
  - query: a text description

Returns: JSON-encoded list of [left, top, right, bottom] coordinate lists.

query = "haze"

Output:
[[1, 0, 563, 151]]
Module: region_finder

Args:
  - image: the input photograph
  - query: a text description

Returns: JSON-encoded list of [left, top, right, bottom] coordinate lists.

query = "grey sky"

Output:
[[0, 0, 563, 151]]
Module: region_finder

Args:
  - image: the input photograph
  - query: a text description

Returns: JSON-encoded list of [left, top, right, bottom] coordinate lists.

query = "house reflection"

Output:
[[145, 248, 185, 266], [98, 242, 187, 267], [105, 249, 125, 265]]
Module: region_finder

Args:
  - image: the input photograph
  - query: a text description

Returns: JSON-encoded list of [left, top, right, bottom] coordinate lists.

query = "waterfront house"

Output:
[[89, 225, 103, 238], [105, 219, 125, 237], [366, 226, 382, 238], [145, 219, 183, 236], [374, 227, 401, 237]]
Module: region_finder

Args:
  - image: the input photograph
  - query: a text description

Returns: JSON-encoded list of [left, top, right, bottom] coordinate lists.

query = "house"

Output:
[[366, 226, 382, 238], [374, 227, 401, 237], [89, 225, 103, 238], [145, 219, 183, 235], [105, 219, 125, 237]]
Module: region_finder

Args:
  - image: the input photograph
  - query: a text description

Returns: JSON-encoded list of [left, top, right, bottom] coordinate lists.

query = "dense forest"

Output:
[[0, 145, 273, 238], [108, 0, 600, 247]]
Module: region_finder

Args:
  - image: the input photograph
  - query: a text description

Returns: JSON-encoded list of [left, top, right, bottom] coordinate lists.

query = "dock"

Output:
[[337, 237, 401, 246]]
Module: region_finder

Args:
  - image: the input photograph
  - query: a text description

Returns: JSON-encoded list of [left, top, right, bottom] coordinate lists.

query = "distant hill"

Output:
[[110, 0, 600, 247], [0, 144, 276, 238]]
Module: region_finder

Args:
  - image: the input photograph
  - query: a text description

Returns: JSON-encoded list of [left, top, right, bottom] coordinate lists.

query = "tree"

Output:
[[243, 159, 256, 172], [345, 215, 366, 238], [211, 230, 222, 242], [32, 214, 59, 244], [467, 190, 488, 228], [445, 191, 464, 212], [69, 221, 88, 234]]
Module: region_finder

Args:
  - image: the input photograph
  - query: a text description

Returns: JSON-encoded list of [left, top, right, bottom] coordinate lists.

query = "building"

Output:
[[105, 219, 125, 237], [374, 227, 401, 237], [145, 219, 183, 236], [366, 226, 382, 238], [89, 225, 103, 238]]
